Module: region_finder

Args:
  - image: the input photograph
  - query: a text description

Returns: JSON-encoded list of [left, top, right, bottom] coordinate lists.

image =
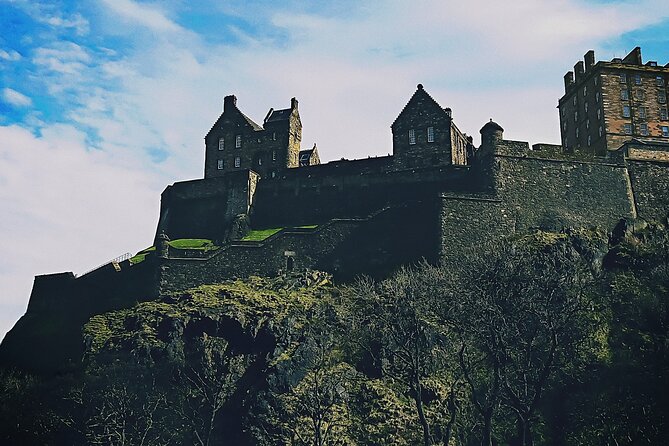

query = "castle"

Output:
[[2, 48, 669, 371]]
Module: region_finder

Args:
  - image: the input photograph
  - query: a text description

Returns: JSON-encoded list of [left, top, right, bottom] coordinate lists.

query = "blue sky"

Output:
[[1, 0, 669, 340]]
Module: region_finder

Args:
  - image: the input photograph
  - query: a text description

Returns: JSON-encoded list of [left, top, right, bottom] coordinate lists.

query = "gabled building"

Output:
[[204, 95, 302, 179], [392, 84, 473, 168]]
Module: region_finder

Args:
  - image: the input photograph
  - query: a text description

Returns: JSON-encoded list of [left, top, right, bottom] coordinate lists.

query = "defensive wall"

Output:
[[0, 257, 157, 371], [5, 115, 669, 373]]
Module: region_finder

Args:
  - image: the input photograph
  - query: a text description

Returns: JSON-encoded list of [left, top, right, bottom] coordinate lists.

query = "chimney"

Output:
[[444, 107, 452, 118], [291, 97, 298, 110], [584, 50, 595, 71], [574, 61, 585, 82], [223, 95, 237, 112], [564, 71, 574, 92]]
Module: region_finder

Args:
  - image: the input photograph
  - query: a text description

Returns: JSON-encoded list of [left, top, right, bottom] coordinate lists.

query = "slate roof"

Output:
[[391, 84, 450, 129], [265, 108, 292, 123], [240, 111, 263, 130]]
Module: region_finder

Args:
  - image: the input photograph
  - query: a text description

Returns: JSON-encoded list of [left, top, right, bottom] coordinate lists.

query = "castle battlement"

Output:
[[4, 49, 669, 372]]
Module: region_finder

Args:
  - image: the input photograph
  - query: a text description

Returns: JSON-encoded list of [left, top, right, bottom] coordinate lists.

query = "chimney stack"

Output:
[[564, 71, 574, 92], [574, 61, 585, 82], [584, 50, 595, 71], [224, 95, 237, 112], [291, 97, 298, 110]]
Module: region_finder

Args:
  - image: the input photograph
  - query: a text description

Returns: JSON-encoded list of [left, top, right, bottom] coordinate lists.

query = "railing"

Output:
[[78, 252, 132, 277]]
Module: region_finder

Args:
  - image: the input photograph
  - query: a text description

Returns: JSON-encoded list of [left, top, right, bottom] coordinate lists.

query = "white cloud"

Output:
[[1, 88, 32, 107], [33, 41, 91, 76], [5, 0, 89, 35], [99, 0, 184, 33], [0, 124, 162, 341], [0, 49, 21, 61]]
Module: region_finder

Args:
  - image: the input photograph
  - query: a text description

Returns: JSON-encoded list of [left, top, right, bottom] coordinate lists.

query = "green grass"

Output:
[[297, 224, 318, 229], [130, 246, 156, 264], [168, 239, 217, 250], [241, 228, 283, 241]]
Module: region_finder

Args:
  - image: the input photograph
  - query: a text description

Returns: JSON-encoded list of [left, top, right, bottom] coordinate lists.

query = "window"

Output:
[[588, 135, 592, 146], [235, 134, 242, 148], [599, 126, 603, 137], [623, 123, 633, 135], [596, 92, 600, 103], [574, 111, 578, 122], [272, 132, 276, 141], [640, 123, 649, 136], [597, 108, 601, 120], [657, 76, 664, 87], [661, 107, 668, 121], [634, 74, 642, 85], [594, 77, 598, 86], [427, 126, 434, 143], [621, 88, 629, 100], [272, 150, 277, 161], [622, 105, 631, 118], [234, 156, 241, 167], [576, 128, 579, 138], [271, 170, 276, 178], [586, 119, 590, 129], [583, 86, 587, 96], [573, 96, 577, 106], [635, 90, 644, 101], [257, 156, 262, 166], [638, 107, 646, 119], [585, 102, 589, 113], [562, 122, 567, 131], [408, 129, 416, 145], [659, 91, 667, 104], [663, 126, 669, 137], [217, 159, 224, 170], [620, 73, 627, 83], [218, 138, 225, 151]]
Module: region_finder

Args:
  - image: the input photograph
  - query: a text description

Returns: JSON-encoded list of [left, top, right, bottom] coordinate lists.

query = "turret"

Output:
[[479, 119, 504, 149]]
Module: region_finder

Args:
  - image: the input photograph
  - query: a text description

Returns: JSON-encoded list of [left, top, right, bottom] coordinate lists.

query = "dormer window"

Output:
[[427, 127, 434, 143], [235, 135, 242, 148], [218, 138, 225, 151], [408, 129, 416, 145], [234, 156, 241, 167]]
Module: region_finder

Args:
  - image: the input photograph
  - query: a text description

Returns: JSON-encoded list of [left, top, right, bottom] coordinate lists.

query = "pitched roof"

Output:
[[391, 84, 450, 128], [299, 149, 314, 166], [265, 108, 292, 123], [240, 111, 263, 130]]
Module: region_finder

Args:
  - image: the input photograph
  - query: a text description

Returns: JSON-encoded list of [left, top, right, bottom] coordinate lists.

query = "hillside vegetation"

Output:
[[1, 223, 668, 445]]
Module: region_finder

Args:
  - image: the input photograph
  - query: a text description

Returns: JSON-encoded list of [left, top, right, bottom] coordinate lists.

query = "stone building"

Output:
[[4, 48, 669, 372], [559, 47, 669, 156]]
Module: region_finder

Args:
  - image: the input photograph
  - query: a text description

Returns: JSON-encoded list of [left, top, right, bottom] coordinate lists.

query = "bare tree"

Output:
[[347, 263, 459, 446], [175, 334, 251, 446], [454, 233, 600, 446]]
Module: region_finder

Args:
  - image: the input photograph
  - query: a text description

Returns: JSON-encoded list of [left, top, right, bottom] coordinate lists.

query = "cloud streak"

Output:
[[2, 88, 32, 107]]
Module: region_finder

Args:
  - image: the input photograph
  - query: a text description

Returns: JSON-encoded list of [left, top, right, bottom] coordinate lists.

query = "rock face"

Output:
[[81, 272, 340, 444]]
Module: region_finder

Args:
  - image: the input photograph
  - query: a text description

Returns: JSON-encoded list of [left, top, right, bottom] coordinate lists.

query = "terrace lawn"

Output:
[[168, 239, 217, 249], [241, 228, 283, 241]]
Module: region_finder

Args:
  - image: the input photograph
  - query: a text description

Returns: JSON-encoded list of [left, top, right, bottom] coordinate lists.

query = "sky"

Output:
[[1, 0, 669, 341]]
